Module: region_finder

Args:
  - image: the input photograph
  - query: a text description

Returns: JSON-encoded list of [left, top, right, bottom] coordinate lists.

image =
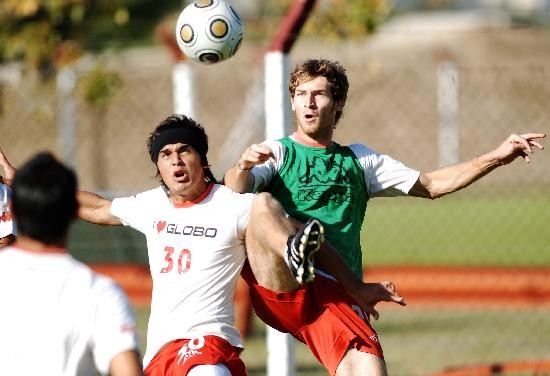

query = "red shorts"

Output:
[[242, 261, 383, 376], [144, 335, 247, 376]]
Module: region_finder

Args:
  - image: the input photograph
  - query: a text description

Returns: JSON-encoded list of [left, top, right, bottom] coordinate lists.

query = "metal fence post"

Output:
[[437, 55, 460, 167]]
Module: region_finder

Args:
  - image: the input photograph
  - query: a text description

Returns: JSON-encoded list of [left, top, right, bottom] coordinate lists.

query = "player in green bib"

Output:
[[263, 137, 369, 277], [225, 58, 545, 376]]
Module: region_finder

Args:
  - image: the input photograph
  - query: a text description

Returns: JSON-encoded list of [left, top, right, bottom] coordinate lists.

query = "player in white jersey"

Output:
[[0, 147, 16, 247], [110, 182, 253, 368], [0, 152, 142, 376], [76, 114, 318, 375], [76, 114, 404, 376]]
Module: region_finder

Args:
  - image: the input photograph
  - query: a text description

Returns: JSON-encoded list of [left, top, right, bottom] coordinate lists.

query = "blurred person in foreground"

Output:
[[224, 58, 546, 376], [0, 148, 16, 247], [75, 114, 404, 376], [0, 152, 143, 376]]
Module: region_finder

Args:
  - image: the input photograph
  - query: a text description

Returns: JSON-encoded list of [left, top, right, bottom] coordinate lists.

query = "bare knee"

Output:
[[336, 348, 387, 376], [249, 192, 295, 238], [251, 192, 278, 216], [187, 364, 231, 375]]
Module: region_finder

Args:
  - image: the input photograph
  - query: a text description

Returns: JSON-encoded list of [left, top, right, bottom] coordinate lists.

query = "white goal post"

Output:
[[263, 1, 318, 375]]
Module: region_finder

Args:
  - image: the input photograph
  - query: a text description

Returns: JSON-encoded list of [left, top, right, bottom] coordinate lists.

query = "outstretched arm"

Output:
[[224, 143, 275, 193], [77, 191, 121, 226], [0, 146, 121, 226], [409, 133, 546, 199], [0, 147, 16, 185]]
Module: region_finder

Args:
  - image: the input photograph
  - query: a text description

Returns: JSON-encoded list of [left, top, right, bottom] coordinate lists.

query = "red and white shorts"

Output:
[[241, 261, 383, 376], [144, 335, 247, 376]]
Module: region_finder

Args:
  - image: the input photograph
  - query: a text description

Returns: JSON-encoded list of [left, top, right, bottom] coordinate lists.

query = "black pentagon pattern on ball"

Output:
[[231, 35, 243, 56], [199, 51, 221, 64]]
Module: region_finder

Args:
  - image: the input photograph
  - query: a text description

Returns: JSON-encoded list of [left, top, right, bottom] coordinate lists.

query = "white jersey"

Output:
[[0, 246, 138, 376], [111, 184, 254, 367], [252, 137, 420, 197]]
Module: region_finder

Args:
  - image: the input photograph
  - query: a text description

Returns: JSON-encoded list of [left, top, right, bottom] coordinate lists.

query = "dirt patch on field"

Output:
[[430, 359, 550, 376]]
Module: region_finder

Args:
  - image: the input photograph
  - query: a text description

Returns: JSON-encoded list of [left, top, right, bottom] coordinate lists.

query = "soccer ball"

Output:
[[175, 0, 244, 64]]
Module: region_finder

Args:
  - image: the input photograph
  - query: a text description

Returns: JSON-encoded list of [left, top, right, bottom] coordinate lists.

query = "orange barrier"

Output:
[[90, 263, 253, 335], [90, 264, 550, 337], [363, 266, 550, 307], [431, 359, 550, 375], [91, 264, 153, 306]]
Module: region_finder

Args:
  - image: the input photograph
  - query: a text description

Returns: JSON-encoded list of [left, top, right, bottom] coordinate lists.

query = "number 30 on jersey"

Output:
[[160, 246, 191, 274]]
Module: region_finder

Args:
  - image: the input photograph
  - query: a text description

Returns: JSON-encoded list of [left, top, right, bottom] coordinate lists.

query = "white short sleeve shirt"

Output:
[[251, 138, 420, 197], [111, 184, 254, 367], [0, 247, 138, 376]]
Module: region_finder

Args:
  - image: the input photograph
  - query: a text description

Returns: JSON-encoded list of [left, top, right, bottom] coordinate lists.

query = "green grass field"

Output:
[[362, 191, 550, 267], [133, 305, 550, 375]]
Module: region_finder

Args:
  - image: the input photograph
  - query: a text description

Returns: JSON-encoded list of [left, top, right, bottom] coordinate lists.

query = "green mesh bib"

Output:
[[264, 137, 369, 277]]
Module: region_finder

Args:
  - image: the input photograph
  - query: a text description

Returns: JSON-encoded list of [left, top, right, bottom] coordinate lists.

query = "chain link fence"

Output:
[[1, 27, 549, 374]]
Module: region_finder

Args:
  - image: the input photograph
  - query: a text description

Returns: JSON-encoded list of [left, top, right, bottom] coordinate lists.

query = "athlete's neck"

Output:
[[292, 132, 333, 148], [170, 183, 214, 208], [14, 236, 67, 253]]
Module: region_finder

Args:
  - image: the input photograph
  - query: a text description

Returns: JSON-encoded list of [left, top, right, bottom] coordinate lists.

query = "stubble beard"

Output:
[[299, 119, 334, 142]]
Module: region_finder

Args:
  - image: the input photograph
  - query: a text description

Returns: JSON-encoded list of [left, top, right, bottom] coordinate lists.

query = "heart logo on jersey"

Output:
[[156, 220, 167, 233]]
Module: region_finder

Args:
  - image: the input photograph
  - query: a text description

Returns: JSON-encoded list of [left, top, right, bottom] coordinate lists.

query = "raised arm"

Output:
[[0, 147, 16, 185], [409, 132, 546, 199], [224, 143, 274, 193], [0, 148, 121, 226], [77, 191, 121, 226]]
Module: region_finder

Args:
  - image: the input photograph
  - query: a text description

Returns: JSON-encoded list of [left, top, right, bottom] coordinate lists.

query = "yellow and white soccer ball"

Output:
[[175, 0, 244, 64]]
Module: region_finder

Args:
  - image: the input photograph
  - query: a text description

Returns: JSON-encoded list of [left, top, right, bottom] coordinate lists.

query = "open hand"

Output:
[[494, 133, 545, 165], [349, 281, 406, 321]]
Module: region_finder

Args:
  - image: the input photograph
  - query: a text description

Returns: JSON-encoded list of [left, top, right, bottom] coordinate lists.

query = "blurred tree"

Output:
[[249, 0, 394, 42], [306, 0, 394, 38], [0, 0, 182, 76], [0, 0, 395, 72], [79, 64, 122, 110], [0, 0, 183, 119]]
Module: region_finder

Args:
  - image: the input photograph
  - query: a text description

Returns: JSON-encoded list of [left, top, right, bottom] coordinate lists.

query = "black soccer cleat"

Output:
[[286, 218, 325, 284]]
